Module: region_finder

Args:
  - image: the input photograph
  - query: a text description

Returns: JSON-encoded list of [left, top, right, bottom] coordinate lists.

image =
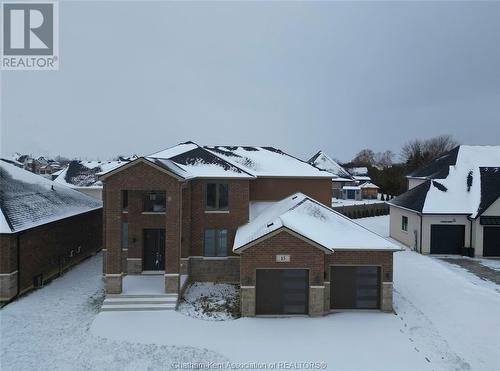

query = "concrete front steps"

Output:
[[101, 293, 178, 312]]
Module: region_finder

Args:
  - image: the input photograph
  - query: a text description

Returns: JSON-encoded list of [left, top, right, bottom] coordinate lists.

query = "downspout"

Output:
[[419, 213, 423, 254], [469, 217, 473, 257], [16, 233, 21, 299]]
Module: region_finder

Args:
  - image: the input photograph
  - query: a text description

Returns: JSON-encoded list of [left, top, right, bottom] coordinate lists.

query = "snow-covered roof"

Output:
[[342, 186, 361, 190], [0, 160, 102, 234], [347, 167, 369, 176], [360, 182, 380, 189], [234, 193, 399, 252], [390, 145, 500, 218], [204, 145, 332, 178], [353, 175, 371, 181], [102, 142, 332, 180], [307, 151, 352, 179], [54, 160, 130, 188]]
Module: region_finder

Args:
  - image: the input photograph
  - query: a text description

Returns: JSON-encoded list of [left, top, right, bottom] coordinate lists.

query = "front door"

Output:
[[143, 229, 165, 271]]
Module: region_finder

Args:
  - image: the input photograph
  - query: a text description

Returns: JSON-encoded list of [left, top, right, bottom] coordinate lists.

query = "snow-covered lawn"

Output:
[[0, 255, 227, 371], [178, 282, 240, 321], [2, 217, 499, 371], [357, 216, 500, 371]]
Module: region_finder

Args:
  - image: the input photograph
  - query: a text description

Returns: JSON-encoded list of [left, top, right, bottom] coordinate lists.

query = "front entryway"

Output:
[[430, 225, 465, 254], [330, 266, 380, 309], [256, 269, 309, 315], [483, 227, 500, 257], [143, 229, 165, 271]]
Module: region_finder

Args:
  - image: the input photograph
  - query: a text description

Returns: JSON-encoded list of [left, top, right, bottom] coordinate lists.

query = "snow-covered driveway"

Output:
[[357, 216, 500, 371]]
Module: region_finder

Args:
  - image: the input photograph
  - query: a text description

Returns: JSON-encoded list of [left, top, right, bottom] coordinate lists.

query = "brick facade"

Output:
[[250, 178, 332, 206], [0, 209, 102, 302]]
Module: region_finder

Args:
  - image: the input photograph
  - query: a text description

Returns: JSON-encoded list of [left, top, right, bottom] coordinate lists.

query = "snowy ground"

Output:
[[356, 216, 500, 371], [2, 217, 499, 371], [0, 255, 227, 371], [178, 282, 240, 321]]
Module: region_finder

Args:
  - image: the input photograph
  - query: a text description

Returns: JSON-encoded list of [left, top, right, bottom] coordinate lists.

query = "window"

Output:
[[402, 216, 408, 232], [122, 222, 128, 249], [143, 191, 166, 212], [204, 229, 228, 257], [206, 183, 229, 210], [122, 190, 128, 211]]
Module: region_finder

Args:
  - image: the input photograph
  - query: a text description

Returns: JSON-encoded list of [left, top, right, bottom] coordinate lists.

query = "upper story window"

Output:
[[122, 190, 128, 212], [204, 229, 228, 257], [402, 216, 408, 232], [143, 191, 166, 213], [206, 183, 228, 210]]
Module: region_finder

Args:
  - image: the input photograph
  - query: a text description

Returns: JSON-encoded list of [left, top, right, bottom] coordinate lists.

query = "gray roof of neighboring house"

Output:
[[307, 151, 353, 179], [407, 146, 460, 179], [390, 146, 500, 217], [0, 160, 102, 234]]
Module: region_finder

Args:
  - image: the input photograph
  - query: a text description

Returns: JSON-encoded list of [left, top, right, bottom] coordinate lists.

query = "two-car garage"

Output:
[[254, 266, 383, 315]]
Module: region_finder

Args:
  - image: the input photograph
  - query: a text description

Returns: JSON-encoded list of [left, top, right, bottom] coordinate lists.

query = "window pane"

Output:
[[206, 184, 217, 209], [122, 190, 128, 211], [122, 222, 128, 249], [217, 229, 228, 257], [218, 184, 228, 209], [204, 229, 216, 256], [144, 192, 166, 212]]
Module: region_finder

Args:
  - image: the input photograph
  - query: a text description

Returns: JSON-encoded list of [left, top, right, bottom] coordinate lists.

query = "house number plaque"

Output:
[[276, 254, 290, 262]]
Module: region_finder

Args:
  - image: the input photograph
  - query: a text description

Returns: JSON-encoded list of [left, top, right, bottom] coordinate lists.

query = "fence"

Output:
[[332, 202, 389, 219]]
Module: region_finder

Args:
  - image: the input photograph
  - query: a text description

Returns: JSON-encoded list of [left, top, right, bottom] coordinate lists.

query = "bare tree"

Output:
[[374, 150, 394, 168], [352, 149, 376, 165], [401, 135, 458, 170]]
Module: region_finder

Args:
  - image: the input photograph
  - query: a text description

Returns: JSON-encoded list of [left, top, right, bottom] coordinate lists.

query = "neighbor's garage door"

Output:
[[256, 269, 308, 315], [330, 266, 380, 309], [430, 225, 465, 254], [483, 227, 500, 257]]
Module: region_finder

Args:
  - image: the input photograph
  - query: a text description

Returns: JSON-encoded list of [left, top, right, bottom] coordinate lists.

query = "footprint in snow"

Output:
[[425, 357, 431, 363], [415, 347, 419, 352]]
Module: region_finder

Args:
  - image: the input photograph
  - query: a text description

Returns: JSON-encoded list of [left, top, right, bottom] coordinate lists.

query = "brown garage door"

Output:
[[330, 266, 380, 309], [256, 269, 309, 315]]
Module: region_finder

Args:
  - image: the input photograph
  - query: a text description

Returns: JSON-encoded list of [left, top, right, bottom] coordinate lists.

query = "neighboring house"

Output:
[[308, 151, 381, 200], [54, 160, 132, 199], [388, 145, 500, 257], [360, 182, 380, 199], [0, 160, 103, 303], [308, 151, 356, 198], [99, 141, 399, 316]]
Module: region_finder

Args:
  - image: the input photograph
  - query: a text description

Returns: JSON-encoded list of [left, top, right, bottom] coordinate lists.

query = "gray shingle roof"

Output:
[[1, 160, 102, 234]]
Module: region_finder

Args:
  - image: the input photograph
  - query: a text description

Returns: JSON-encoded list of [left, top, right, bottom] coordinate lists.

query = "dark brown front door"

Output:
[[330, 266, 380, 309], [143, 229, 165, 271], [256, 269, 309, 315]]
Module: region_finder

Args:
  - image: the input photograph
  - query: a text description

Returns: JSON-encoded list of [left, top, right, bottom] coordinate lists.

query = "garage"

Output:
[[256, 269, 309, 315], [330, 266, 380, 309], [430, 225, 465, 254], [483, 227, 500, 257]]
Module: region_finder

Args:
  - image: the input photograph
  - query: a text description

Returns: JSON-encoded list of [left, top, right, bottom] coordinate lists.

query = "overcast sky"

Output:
[[1, 1, 499, 162]]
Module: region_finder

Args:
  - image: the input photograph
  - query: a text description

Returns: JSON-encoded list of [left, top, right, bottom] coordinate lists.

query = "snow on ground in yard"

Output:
[[178, 282, 240, 321], [92, 311, 431, 371], [0, 254, 227, 371], [358, 216, 500, 371]]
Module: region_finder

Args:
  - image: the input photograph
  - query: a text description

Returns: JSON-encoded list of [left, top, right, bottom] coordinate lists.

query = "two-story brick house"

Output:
[[100, 142, 399, 316]]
